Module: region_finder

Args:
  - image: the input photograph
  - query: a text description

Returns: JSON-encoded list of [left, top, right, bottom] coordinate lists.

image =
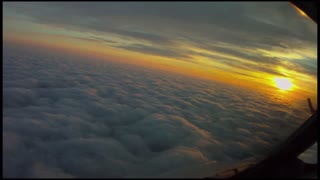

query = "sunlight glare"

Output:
[[274, 77, 294, 91]]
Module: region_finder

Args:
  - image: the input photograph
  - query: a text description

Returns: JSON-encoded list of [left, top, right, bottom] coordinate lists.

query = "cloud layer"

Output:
[[3, 44, 315, 178]]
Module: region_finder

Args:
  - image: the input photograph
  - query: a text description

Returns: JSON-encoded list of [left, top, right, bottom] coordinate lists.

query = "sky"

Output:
[[3, 2, 317, 100]]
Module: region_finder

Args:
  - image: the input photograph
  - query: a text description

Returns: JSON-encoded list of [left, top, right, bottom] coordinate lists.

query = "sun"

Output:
[[274, 77, 294, 91]]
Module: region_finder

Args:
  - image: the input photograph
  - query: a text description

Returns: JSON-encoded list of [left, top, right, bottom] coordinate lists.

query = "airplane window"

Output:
[[3, 2, 317, 178]]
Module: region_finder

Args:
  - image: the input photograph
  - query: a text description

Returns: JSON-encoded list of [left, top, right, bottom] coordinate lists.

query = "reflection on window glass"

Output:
[[3, 2, 317, 178], [299, 143, 318, 164]]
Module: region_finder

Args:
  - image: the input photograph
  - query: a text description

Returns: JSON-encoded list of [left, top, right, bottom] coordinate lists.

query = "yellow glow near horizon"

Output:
[[274, 77, 294, 91], [4, 31, 316, 98]]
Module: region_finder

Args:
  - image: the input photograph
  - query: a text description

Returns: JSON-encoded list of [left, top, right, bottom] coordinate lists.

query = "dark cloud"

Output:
[[112, 30, 173, 45], [246, 64, 287, 77], [282, 59, 317, 77], [3, 44, 315, 178], [232, 72, 266, 80], [202, 45, 283, 65], [189, 50, 287, 77], [224, 62, 288, 79], [112, 43, 191, 59], [73, 36, 117, 44]]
